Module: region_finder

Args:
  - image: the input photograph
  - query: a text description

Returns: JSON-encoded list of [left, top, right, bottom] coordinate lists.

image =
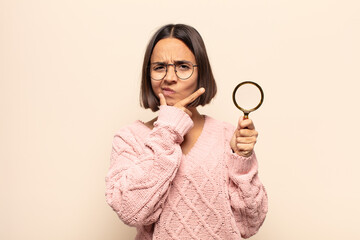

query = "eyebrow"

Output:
[[151, 60, 192, 64]]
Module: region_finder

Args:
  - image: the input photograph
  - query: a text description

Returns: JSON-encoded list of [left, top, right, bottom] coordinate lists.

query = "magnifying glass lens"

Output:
[[234, 83, 263, 111]]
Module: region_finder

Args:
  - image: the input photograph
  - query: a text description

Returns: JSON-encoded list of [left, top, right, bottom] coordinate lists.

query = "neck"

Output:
[[188, 107, 204, 124]]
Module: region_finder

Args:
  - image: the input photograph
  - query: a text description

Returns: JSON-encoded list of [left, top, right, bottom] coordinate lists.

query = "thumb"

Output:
[[159, 93, 167, 106], [237, 115, 245, 130], [236, 115, 246, 137]]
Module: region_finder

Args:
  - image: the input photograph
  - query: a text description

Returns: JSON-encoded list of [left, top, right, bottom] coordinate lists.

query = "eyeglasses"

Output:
[[150, 61, 198, 80]]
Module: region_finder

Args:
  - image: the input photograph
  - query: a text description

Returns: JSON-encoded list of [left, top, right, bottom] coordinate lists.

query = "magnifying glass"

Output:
[[232, 81, 264, 119]]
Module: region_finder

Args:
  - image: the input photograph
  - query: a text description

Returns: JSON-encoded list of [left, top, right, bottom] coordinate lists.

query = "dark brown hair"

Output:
[[140, 24, 217, 111]]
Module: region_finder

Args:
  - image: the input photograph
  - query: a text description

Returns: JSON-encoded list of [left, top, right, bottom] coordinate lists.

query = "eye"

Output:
[[152, 64, 166, 71], [178, 63, 191, 70]]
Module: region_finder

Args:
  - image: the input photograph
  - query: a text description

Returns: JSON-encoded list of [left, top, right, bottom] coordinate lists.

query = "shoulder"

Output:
[[114, 120, 146, 137], [112, 121, 150, 150]]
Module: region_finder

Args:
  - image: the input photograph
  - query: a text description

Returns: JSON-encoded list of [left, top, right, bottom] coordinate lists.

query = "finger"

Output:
[[236, 143, 255, 152], [236, 149, 253, 158], [237, 116, 244, 130], [177, 87, 205, 107], [238, 118, 255, 130], [239, 129, 258, 137], [159, 93, 167, 106], [236, 136, 257, 144], [240, 118, 255, 130]]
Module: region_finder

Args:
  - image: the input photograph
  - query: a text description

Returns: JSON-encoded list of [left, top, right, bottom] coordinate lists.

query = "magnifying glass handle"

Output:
[[243, 112, 249, 120], [242, 112, 249, 129]]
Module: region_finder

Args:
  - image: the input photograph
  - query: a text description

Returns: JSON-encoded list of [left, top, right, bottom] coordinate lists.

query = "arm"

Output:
[[105, 106, 193, 226], [226, 119, 268, 238], [227, 151, 268, 238]]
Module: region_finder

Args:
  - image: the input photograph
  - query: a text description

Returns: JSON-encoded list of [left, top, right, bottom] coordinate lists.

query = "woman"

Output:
[[105, 24, 268, 239]]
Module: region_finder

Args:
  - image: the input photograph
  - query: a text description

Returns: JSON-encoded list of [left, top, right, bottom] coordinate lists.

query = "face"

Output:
[[150, 38, 198, 106]]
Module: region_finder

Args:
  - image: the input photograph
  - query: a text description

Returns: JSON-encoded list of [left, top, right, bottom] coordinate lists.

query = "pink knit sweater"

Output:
[[105, 106, 268, 239]]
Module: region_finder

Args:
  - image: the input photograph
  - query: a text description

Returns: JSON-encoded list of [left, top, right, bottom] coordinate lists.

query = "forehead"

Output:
[[151, 38, 195, 62]]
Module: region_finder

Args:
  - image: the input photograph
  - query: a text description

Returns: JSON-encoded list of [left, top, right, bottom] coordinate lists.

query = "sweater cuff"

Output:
[[228, 151, 257, 175], [154, 105, 194, 138]]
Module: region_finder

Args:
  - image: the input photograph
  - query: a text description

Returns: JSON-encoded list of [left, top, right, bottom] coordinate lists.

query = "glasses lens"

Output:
[[150, 63, 166, 80], [175, 62, 193, 79]]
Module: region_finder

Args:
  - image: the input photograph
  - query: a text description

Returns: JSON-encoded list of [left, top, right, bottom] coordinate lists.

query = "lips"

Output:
[[162, 87, 176, 96]]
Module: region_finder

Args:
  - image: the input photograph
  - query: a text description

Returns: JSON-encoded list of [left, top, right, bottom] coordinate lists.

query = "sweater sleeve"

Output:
[[105, 106, 193, 227], [224, 123, 268, 239]]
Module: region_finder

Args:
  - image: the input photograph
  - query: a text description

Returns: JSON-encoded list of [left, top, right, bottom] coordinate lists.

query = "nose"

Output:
[[163, 64, 177, 83]]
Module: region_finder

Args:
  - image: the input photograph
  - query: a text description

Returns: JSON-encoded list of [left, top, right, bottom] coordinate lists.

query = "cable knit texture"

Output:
[[105, 106, 268, 239]]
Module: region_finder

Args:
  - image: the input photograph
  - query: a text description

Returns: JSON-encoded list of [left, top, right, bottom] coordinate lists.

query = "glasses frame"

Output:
[[149, 61, 198, 81]]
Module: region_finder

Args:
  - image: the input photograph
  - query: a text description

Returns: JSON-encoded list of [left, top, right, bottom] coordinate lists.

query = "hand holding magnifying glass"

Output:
[[230, 81, 264, 157]]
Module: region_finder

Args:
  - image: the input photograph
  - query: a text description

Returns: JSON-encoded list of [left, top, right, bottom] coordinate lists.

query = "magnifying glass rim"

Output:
[[232, 81, 264, 114]]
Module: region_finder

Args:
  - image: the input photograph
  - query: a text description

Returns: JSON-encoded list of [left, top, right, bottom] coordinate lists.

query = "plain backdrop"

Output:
[[1, 0, 360, 239]]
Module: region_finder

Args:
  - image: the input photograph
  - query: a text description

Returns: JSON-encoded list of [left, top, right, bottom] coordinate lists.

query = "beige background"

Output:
[[1, 0, 360, 239]]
